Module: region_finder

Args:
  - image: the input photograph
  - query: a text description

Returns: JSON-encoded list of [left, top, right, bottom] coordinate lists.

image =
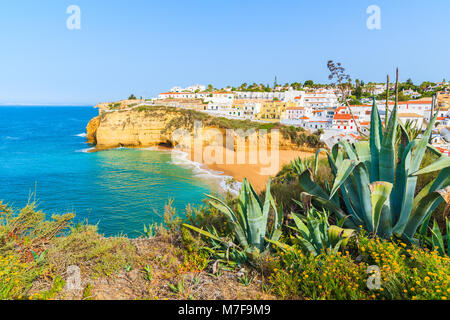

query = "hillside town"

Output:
[[136, 82, 449, 155]]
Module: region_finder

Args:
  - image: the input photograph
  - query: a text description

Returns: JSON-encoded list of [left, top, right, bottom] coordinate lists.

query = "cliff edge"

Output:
[[86, 105, 320, 151]]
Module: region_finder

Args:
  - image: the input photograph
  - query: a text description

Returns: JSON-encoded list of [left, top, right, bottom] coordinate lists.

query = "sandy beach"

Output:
[[183, 145, 316, 192]]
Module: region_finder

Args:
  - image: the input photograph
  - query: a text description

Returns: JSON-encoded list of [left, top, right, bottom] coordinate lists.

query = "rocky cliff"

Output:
[[86, 105, 317, 151], [86, 107, 179, 148]]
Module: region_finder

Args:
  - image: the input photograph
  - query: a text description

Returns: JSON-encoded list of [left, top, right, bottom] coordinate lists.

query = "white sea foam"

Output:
[[76, 147, 96, 153], [169, 149, 241, 195], [75, 133, 87, 137]]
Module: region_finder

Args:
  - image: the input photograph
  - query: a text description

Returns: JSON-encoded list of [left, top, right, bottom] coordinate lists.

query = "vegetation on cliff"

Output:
[[87, 104, 323, 149], [1, 174, 448, 300]]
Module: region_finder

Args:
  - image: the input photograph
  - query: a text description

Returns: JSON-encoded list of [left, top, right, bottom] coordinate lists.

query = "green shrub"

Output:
[[296, 99, 450, 242]]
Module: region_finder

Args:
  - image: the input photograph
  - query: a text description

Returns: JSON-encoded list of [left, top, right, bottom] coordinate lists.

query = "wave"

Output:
[[169, 149, 241, 195], [74, 133, 87, 137], [3, 136, 20, 140], [76, 147, 96, 153]]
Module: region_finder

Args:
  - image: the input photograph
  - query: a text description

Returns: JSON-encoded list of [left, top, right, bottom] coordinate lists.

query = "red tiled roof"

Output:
[[349, 133, 361, 139], [334, 114, 356, 120], [335, 106, 347, 113]]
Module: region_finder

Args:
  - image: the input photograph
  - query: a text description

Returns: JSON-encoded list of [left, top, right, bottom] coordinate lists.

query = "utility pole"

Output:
[[429, 94, 436, 143], [395, 68, 399, 105], [385, 75, 390, 127]]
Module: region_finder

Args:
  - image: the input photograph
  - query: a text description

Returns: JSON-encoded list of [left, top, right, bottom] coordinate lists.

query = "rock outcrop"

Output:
[[87, 107, 178, 148], [86, 105, 315, 152]]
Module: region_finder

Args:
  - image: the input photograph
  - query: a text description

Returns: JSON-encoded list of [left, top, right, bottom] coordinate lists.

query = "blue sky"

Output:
[[0, 0, 449, 105]]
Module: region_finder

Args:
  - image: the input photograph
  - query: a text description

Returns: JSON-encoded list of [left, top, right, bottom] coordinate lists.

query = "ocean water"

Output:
[[0, 106, 221, 237]]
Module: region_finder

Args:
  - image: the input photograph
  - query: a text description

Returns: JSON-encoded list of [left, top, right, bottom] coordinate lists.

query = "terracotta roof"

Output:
[[349, 133, 361, 139], [335, 106, 347, 113], [334, 114, 356, 120]]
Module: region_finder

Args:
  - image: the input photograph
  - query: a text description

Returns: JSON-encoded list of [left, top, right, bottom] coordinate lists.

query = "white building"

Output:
[[332, 112, 358, 132], [185, 84, 206, 92], [158, 92, 197, 99], [398, 113, 424, 127], [303, 91, 339, 109], [204, 92, 234, 104], [170, 84, 206, 93], [235, 89, 304, 102]]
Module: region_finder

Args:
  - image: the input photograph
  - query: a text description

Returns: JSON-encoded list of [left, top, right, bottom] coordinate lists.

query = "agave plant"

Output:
[[429, 219, 449, 256], [418, 216, 449, 257], [291, 157, 314, 174], [296, 98, 450, 243], [395, 119, 422, 144], [184, 178, 282, 259], [277, 207, 355, 256]]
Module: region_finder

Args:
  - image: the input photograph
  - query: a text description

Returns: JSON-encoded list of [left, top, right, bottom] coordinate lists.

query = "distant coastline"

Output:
[[0, 104, 94, 107]]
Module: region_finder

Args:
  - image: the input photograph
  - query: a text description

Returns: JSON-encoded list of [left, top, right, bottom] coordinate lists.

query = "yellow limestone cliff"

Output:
[[86, 105, 316, 152], [87, 108, 178, 148]]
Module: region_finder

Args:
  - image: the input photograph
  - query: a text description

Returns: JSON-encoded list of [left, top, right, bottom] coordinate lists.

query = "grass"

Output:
[[48, 224, 137, 278], [0, 201, 272, 300]]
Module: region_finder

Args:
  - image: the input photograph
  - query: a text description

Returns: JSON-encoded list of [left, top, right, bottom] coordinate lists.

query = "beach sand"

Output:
[[184, 145, 316, 192]]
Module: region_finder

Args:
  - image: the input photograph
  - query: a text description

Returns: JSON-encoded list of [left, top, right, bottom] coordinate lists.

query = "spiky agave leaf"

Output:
[[353, 162, 373, 231], [379, 101, 398, 183], [205, 193, 250, 250], [329, 159, 358, 200], [182, 224, 226, 244], [354, 141, 371, 173], [328, 225, 355, 248], [403, 186, 450, 239], [369, 182, 393, 235], [369, 98, 383, 182], [412, 167, 450, 213], [410, 156, 450, 176], [244, 179, 266, 251], [393, 108, 441, 237], [430, 220, 446, 256]]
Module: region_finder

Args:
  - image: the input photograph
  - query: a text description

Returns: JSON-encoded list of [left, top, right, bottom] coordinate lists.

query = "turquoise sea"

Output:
[[0, 106, 222, 237]]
